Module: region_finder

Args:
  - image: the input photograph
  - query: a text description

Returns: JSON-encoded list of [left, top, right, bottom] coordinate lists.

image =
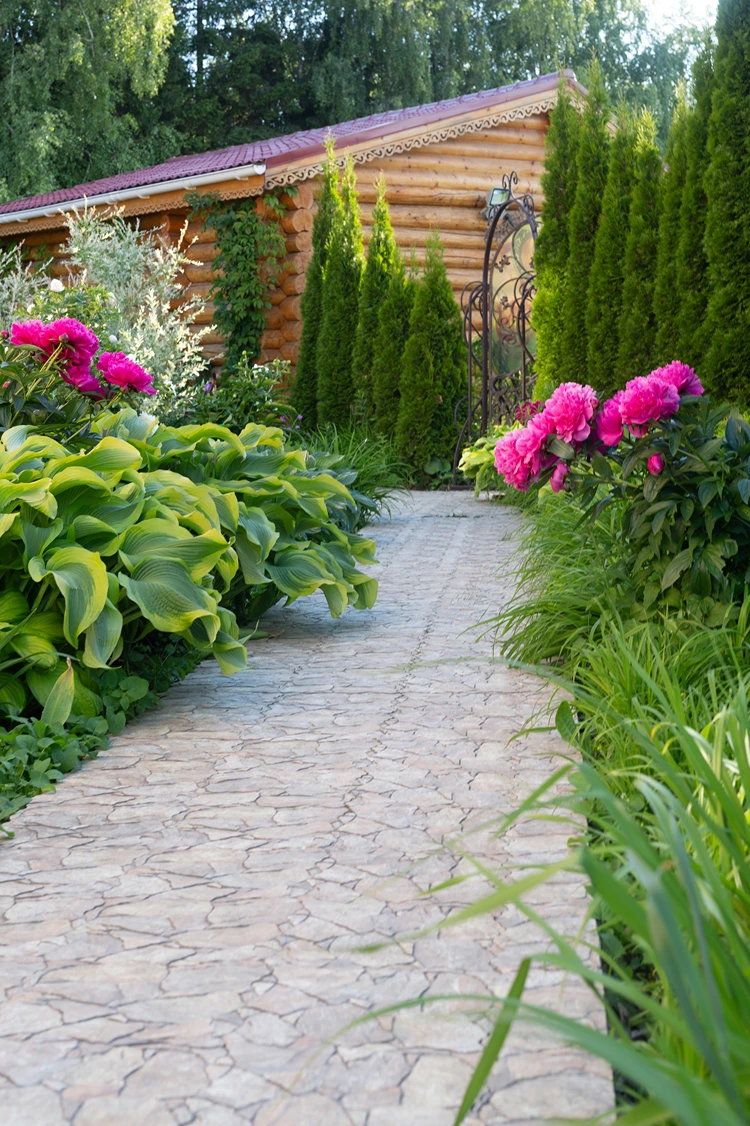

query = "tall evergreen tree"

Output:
[[316, 156, 364, 426], [704, 0, 750, 404], [558, 64, 611, 386], [675, 40, 714, 370], [291, 142, 338, 429], [585, 107, 637, 397], [372, 255, 417, 436], [654, 90, 690, 363], [616, 112, 663, 384], [351, 176, 397, 415], [395, 234, 464, 477], [533, 77, 581, 400]]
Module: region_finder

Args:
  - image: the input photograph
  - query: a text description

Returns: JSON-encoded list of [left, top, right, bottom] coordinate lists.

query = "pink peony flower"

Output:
[[514, 410, 556, 475], [10, 317, 99, 379], [550, 461, 570, 493], [618, 375, 680, 437], [494, 431, 534, 491], [596, 391, 624, 447], [544, 382, 599, 444], [649, 361, 703, 397], [647, 453, 665, 476], [63, 365, 106, 398], [96, 352, 156, 395]]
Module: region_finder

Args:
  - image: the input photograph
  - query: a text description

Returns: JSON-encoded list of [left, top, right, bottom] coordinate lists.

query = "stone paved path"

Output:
[[0, 492, 612, 1126]]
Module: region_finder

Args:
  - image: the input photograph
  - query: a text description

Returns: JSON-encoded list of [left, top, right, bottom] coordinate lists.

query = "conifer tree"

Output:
[[704, 0, 750, 403], [292, 142, 338, 429], [675, 41, 714, 369], [616, 112, 663, 384], [585, 107, 636, 397], [316, 156, 365, 426], [371, 255, 417, 435], [557, 64, 610, 385], [532, 78, 581, 400], [654, 90, 689, 364], [351, 176, 397, 415], [395, 234, 464, 477]]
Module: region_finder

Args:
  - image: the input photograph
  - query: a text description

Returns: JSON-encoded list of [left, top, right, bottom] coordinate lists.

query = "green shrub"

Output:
[[371, 255, 417, 436], [616, 112, 662, 385], [395, 233, 464, 482], [316, 156, 364, 426], [188, 356, 292, 430], [292, 143, 338, 430], [654, 91, 689, 363], [351, 176, 397, 417], [704, 0, 750, 406]]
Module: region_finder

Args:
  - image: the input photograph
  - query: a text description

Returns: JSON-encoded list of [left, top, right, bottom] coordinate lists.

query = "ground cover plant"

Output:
[[0, 314, 378, 825]]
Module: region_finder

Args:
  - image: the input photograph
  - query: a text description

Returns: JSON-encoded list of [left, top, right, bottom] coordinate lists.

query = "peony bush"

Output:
[[494, 363, 750, 620]]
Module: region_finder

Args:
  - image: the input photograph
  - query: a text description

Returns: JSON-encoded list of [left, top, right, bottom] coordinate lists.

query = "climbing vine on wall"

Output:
[[187, 191, 289, 371]]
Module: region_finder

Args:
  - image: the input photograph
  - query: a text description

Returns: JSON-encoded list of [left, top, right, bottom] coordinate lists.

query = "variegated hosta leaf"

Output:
[[118, 558, 221, 640], [83, 574, 123, 670], [28, 546, 109, 648]]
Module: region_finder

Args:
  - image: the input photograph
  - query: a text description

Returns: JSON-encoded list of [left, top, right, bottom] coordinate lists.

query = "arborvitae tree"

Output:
[[585, 107, 637, 397], [351, 176, 397, 415], [395, 234, 464, 477], [675, 40, 714, 370], [557, 63, 610, 385], [616, 112, 663, 384], [316, 156, 365, 426], [292, 143, 338, 429], [532, 77, 581, 400], [654, 89, 690, 363], [704, 0, 750, 404], [371, 255, 417, 435]]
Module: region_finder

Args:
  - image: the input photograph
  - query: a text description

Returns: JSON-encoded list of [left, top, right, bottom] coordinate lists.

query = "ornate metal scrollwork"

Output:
[[453, 171, 538, 481]]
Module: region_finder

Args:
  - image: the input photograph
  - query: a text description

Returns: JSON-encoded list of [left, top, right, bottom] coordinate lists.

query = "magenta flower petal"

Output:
[[96, 352, 156, 395]]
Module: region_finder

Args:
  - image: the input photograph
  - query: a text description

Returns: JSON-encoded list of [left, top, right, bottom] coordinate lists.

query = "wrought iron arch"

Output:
[[453, 171, 538, 480]]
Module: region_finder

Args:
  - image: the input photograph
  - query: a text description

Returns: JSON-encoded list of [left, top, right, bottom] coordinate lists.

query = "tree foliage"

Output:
[[316, 157, 364, 426], [585, 108, 637, 397], [395, 234, 463, 478], [616, 112, 662, 385], [704, 0, 750, 405], [351, 177, 397, 416], [654, 91, 690, 364], [372, 256, 417, 437]]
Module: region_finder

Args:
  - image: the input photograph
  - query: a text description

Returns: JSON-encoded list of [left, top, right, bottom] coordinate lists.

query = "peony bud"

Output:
[[647, 454, 665, 476]]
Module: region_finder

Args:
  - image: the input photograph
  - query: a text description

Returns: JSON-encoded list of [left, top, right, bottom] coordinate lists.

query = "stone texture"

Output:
[[0, 492, 612, 1124]]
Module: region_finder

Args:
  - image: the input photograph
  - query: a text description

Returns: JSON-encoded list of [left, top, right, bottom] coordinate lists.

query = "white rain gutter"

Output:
[[0, 162, 267, 225]]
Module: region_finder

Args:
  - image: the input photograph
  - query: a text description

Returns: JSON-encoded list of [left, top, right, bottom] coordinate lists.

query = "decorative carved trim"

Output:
[[265, 96, 558, 188]]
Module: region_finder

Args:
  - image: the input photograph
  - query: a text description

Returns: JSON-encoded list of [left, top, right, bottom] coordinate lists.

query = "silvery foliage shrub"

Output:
[[0, 244, 50, 331], [64, 207, 210, 411]]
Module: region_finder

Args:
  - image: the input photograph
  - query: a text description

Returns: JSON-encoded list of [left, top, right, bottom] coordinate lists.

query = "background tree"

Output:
[[291, 144, 338, 429], [351, 177, 397, 416], [703, 0, 750, 404], [395, 234, 463, 477], [675, 39, 714, 370], [533, 79, 581, 400], [558, 64, 610, 385], [585, 107, 637, 396], [616, 112, 663, 384], [372, 256, 417, 436], [654, 90, 689, 363], [316, 157, 364, 426]]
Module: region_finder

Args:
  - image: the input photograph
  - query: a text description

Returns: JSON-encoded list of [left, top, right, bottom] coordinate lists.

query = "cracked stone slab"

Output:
[[0, 491, 612, 1125]]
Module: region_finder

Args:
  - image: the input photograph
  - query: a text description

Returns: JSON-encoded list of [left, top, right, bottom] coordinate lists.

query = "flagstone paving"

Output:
[[0, 491, 612, 1125]]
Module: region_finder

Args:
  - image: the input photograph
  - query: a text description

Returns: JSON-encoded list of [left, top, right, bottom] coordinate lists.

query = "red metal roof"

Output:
[[0, 71, 572, 217]]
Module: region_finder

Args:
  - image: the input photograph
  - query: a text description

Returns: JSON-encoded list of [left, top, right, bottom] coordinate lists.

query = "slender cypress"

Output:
[[371, 254, 417, 436], [351, 176, 397, 416], [558, 64, 610, 386], [616, 112, 663, 384], [585, 107, 637, 397], [703, 0, 750, 404], [291, 140, 338, 429], [316, 156, 365, 426], [654, 89, 690, 363], [532, 77, 581, 400], [675, 41, 714, 370], [395, 234, 464, 478]]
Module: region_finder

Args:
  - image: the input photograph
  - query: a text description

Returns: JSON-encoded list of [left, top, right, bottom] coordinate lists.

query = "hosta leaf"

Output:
[[70, 516, 124, 556], [0, 478, 56, 517], [120, 523, 228, 581], [0, 673, 26, 715], [10, 630, 59, 669], [28, 662, 100, 717], [21, 518, 63, 563], [238, 506, 278, 554], [41, 660, 75, 726], [0, 590, 29, 625], [48, 437, 142, 475], [83, 575, 123, 669], [267, 547, 341, 601], [321, 583, 350, 618], [351, 576, 378, 610], [119, 558, 221, 640], [28, 546, 108, 647], [211, 629, 248, 674]]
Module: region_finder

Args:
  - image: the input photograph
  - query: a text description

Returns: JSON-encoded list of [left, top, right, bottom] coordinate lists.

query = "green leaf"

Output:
[[555, 699, 578, 742], [661, 548, 694, 590], [698, 480, 717, 507], [28, 546, 109, 647], [41, 659, 75, 726], [118, 558, 221, 639], [83, 575, 123, 670]]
